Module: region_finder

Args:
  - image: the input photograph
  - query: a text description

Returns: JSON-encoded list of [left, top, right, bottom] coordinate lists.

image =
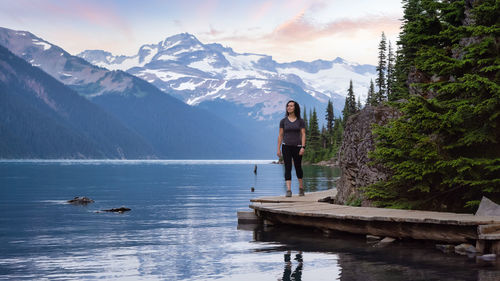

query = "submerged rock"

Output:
[[436, 244, 455, 253], [455, 243, 477, 255], [67, 196, 94, 205], [477, 254, 497, 261], [373, 237, 396, 247]]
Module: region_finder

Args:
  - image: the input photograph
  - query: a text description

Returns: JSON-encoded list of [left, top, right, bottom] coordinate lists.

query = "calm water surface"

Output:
[[0, 160, 498, 280]]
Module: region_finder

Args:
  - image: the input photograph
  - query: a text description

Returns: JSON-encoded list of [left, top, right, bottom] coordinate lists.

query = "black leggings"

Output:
[[282, 145, 303, 181]]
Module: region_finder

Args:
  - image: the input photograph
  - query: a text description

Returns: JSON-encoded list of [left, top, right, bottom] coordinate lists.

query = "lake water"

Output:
[[0, 160, 498, 280]]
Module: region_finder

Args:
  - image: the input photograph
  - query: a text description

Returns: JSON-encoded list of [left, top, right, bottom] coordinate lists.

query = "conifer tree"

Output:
[[326, 100, 334, 133], [375, 32, 387, 103], [332, 117, 344, 149], [343, 80, 357, 122], [366, 79, 376, 106], [320, 126, 327, 149], [386, 40, 396, 101], [309, 108, 320, 150]]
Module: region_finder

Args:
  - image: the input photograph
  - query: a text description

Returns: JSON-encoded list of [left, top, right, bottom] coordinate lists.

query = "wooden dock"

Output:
[[249, 190, 500, 254]]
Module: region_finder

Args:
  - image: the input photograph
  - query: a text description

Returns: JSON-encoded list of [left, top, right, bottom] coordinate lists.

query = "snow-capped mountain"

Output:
[[79, 33, 376, 120], [0, 27, 260, 158]]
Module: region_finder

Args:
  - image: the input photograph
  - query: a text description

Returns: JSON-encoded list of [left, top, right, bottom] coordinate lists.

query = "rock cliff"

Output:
[[335, 105, 400, 206]]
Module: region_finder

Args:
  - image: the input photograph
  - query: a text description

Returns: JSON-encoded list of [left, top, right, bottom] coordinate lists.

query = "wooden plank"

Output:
[[257, 211, 478, 242], [250, 200, 500, 226], [249, 190, 500, 248]]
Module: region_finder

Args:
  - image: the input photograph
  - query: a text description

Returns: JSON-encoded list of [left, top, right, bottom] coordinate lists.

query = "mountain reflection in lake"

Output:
[[1, 161, 498, 280]]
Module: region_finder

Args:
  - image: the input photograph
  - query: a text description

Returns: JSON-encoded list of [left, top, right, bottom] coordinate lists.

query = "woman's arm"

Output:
[[277, 128, 284, 157], [299, 127, 306, 156]]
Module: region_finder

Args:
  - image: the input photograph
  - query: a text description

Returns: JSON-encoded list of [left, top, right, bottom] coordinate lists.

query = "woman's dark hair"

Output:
[[285, 100, 301, 119]]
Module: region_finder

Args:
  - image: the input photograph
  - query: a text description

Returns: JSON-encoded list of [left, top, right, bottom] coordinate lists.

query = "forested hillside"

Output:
[[364, 0, 500, 211], [0, 45, 156, 159]]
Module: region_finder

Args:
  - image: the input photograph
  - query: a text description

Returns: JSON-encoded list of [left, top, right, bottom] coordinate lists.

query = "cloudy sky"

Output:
[[0, 0, 403, 65]]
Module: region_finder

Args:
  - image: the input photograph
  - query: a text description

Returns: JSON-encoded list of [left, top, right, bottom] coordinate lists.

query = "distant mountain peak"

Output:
[[71, 31, 376, 110], [162, 32, 202, 49]]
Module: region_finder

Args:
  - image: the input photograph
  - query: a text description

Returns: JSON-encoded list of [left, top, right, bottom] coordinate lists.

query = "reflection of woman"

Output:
[[282, 250, 303, 281], [277, 100, 306, 197]]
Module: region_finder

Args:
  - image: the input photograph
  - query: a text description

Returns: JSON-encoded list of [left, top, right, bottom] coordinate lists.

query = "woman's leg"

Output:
[[291, 147, 304, 194], [282, 145, 293, 192]]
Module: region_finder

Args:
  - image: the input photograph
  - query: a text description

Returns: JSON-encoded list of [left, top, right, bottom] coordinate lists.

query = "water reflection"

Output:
[[246, 224, 500, 281], [279, 165, 340, 192], [281, 250, 303, 281]]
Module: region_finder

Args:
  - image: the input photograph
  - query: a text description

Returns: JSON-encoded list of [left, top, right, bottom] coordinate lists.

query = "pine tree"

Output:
[[343, 80, 357, 122], [332, 117, 344, 150], [326, 100, 334, 133], [387, 40, 396, 101], [309, 108, 320, 150], [321, 126, 327, 149], [375, 32, 387, 103], [366, 79, 376, 106]]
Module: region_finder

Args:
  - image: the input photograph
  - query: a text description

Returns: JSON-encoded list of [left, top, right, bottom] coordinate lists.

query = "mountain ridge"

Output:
[[0, 27, 260, 159], [77, 32, 376, 116], [0, 44, 157, 159]]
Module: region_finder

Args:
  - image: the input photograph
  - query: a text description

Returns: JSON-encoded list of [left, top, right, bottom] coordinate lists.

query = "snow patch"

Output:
[[164, 40, 182, 49], [173, 80, 201, 91], [188, 55, 218, 73], [157, 54, 177, 61], [32, 39, 51, 51], [137, 69, 189, 81], [172, 45, 203, 56]]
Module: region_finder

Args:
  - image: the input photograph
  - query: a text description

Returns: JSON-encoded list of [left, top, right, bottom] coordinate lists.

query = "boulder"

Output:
[[475, 196, 500, 217], [455, 243, 477, 255], [335, 105, 400, 206]]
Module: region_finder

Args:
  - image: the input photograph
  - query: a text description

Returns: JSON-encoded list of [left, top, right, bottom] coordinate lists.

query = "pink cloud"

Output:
[[194, 0, 220, 20], [270, 13, 401, 43], [13, 0, 132, 37], [250, 1, 274, 21]]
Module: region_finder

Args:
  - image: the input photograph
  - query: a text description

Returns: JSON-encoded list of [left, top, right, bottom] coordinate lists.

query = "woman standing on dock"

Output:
[[277, 100, 306, 197]]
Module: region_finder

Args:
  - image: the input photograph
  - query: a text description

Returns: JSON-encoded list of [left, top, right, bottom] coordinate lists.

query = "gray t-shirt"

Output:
[[280, 117, 306, 146]]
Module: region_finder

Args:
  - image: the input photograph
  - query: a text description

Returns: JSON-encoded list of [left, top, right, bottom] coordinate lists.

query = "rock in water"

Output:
[[102, 207, 131, 213], [67, 196, 94, 205], [436, 244, 455, 253], [455, 243, 477, 255]]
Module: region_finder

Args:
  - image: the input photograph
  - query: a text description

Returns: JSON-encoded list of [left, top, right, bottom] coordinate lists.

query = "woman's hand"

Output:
[[299, 147, 305, 156], [277, 150, 282, 157]]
